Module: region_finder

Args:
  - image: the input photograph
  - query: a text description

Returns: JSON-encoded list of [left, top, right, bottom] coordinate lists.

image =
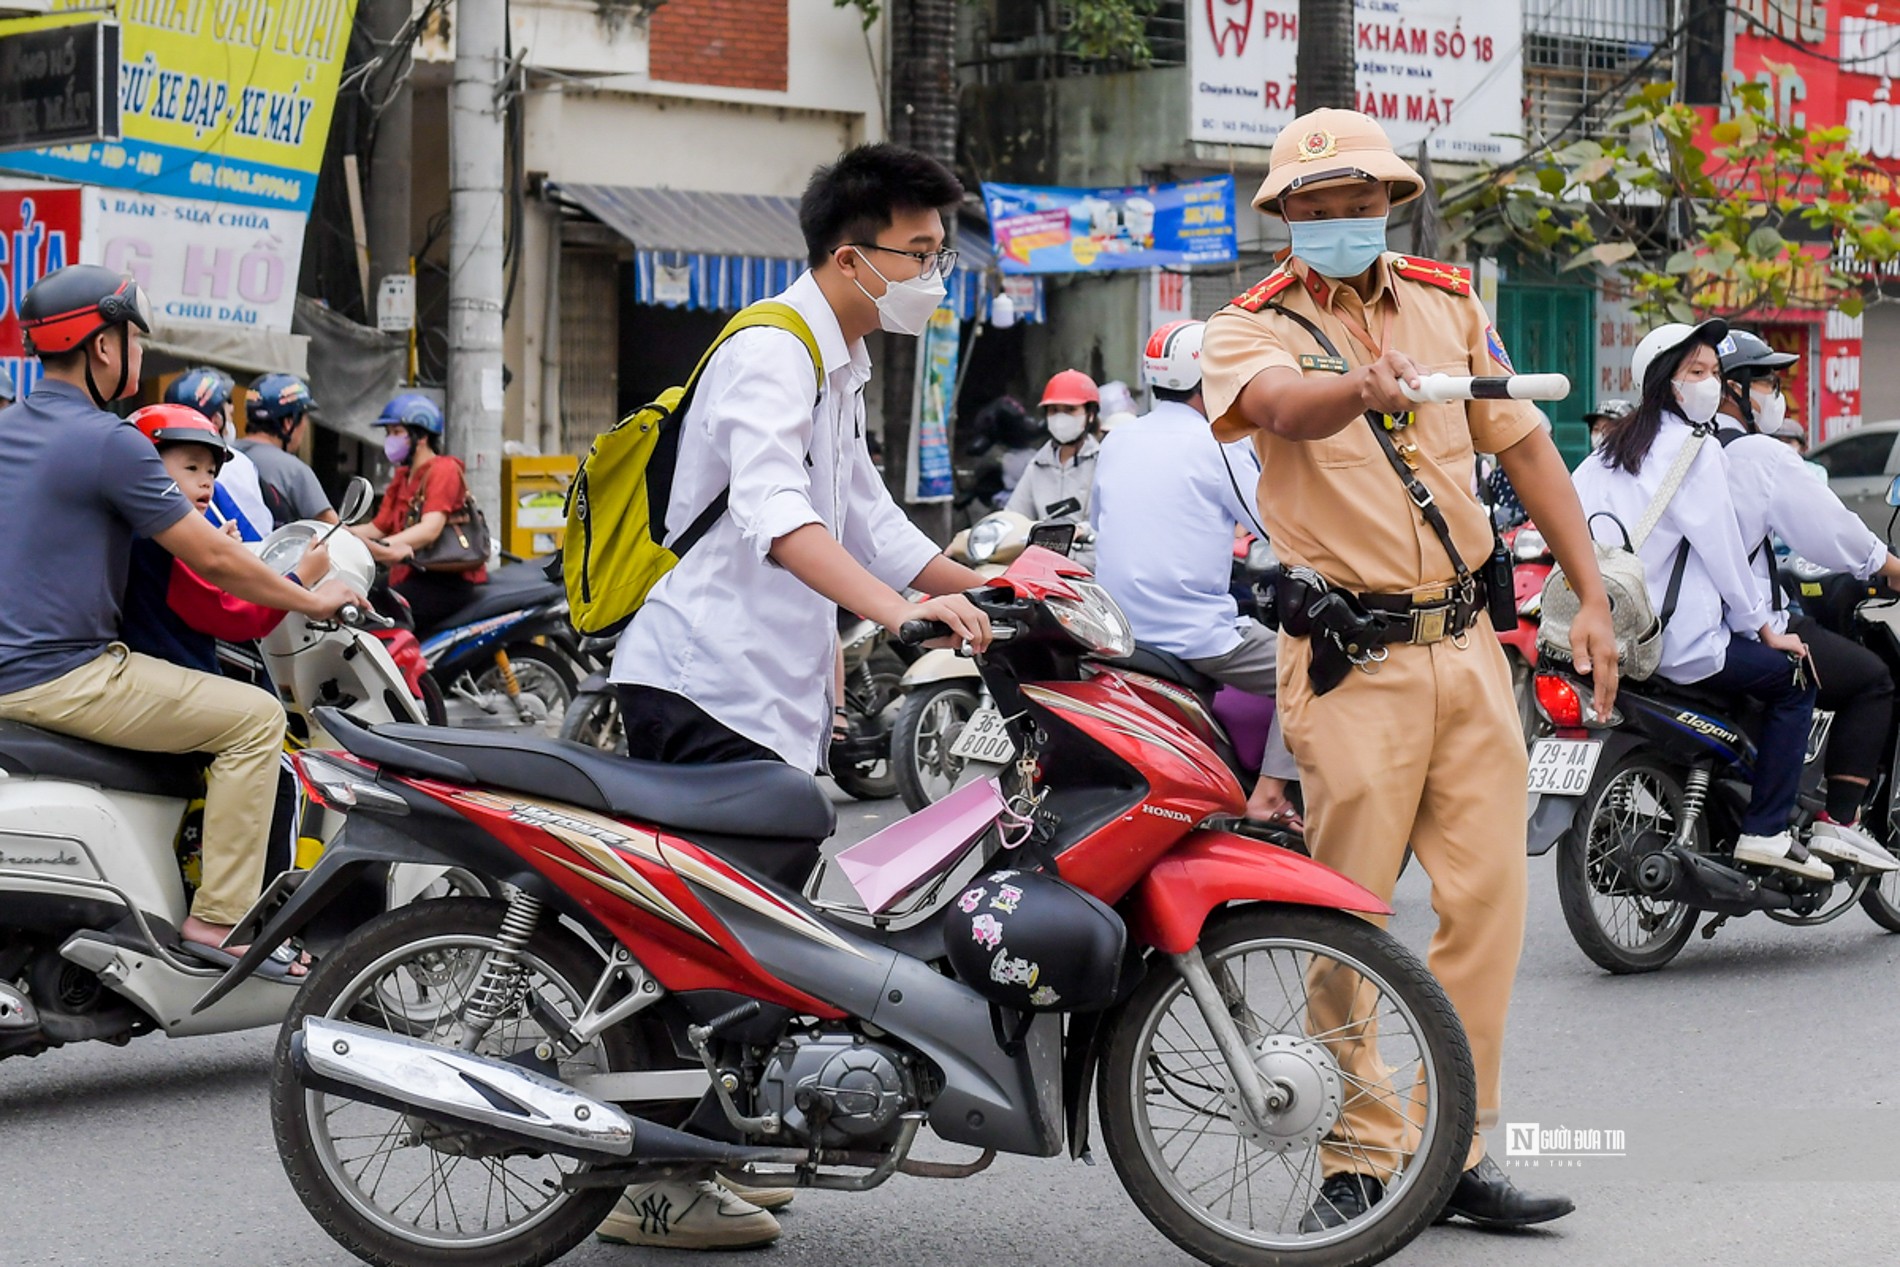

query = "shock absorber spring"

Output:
[[459, 891, 544, 1048], [1677, 766, 1712, 846]]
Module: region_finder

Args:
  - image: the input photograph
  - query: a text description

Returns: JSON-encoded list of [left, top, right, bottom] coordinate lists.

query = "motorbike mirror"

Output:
[[338, 476, 376, 526], [1887, 475, 1900, 508]]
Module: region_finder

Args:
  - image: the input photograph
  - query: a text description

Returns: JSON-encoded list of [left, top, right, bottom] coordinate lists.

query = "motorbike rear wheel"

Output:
[[1555, 755, 1697, 974], [559, 686, 626, 754], [1100, 906, 1475, 1267], [271, 899, 639, 1267]]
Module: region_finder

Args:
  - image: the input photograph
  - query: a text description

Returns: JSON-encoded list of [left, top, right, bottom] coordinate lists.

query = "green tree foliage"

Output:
[[833, 0, 1159, 65], [1443, 73, 1900, 322]]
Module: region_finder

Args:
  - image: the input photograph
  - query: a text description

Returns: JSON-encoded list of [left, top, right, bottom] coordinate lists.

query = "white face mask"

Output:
[[1047, 411, 1087, 444], [852, 254, 945, 337], [1673, 375, 1723, 425], [1751, 387, 1787, 433]]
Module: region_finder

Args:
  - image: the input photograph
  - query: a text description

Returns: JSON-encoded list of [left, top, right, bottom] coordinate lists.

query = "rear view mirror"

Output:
[[338, 475, 375, 526], [1886, 475, 1900, 507]]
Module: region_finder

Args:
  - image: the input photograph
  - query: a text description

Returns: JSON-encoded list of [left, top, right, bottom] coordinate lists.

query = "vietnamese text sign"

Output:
[[83, 186, 304, 331], [0, 2, 354, 213], [982, 177, 1238, 275], [0, 186, 80, 397], [1189, 0, 1524, 162], [0, 20, 119, 152]]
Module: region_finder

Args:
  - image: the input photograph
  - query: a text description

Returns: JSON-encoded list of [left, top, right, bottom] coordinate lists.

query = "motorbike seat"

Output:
[[364, 721, 837, 842], [1637, 677, 1747, 717], [426, 578, 567, 633], [0, 720, 206, 800], [1103, 643, 1220, 696]]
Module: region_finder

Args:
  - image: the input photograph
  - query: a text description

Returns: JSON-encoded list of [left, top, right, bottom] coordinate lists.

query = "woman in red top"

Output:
[[351, 393, 488, 631]]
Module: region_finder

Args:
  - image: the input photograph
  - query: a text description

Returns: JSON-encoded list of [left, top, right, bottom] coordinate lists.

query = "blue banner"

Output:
[[982, 176, 1238, 275]]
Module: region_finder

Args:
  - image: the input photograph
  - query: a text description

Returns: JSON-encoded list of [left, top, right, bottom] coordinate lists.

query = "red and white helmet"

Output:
[[1142, 319, 1204, 392]]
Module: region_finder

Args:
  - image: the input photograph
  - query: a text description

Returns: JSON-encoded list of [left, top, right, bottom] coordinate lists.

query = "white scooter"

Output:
[[0, 478, 433, 1060]]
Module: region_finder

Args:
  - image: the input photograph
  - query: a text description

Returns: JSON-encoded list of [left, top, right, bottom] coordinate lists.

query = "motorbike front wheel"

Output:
[[271, 899, 640, 1267], [1100, 906, 1475, 1267], [467, 643, 577, 733], [892, 681, 987, 812], [560, 686, 626, 754]]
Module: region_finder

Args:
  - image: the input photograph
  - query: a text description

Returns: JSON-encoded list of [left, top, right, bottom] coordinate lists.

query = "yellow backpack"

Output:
[[563, 300, 821, 637]]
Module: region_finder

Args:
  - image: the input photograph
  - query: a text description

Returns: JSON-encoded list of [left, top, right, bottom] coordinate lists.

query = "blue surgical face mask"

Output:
[[1287, 214, 1390, 279]]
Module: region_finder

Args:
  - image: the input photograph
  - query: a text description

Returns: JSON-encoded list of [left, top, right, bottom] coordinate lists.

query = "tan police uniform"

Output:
[[1200, 111, 1540, 1178]]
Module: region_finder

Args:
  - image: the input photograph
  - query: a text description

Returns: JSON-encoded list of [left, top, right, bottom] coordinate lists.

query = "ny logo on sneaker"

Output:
[[636, 1193, 674, 1237]]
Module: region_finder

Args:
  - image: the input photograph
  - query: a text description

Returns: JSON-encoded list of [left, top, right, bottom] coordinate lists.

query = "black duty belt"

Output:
[[1271, 566, 1488, 694], [1355, 584, 1488, 647]]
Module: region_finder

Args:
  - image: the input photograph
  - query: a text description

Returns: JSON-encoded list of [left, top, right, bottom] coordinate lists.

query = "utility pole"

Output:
[[364, 0, 412, 356], [882, 0, 957, 544], [448, 0, 507, 519], [1296, 0, 1357, 112]]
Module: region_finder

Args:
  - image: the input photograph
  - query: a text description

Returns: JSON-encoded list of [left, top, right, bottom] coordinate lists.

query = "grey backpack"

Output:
[[1538, 432, 1706, 683]]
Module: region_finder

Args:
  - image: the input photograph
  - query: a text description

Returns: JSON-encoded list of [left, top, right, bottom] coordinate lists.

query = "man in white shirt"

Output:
[[1714, 331, 1900, 868], [602, 146, 994, 1250], [1091, 320, 1299, 823]]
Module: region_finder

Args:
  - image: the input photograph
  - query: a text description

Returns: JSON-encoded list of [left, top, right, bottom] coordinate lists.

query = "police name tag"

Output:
[[1298, 353, 1348, 374], [1526, 738, 1601, 797]]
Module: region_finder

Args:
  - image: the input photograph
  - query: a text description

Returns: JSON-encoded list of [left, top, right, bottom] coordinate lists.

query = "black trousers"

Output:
[[395, 570, 481, 634], [613, 683, 781, 766], [1790, 615, 1895, 785]]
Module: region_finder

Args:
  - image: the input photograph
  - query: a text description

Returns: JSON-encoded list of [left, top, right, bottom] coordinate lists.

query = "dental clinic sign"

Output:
[[81, 187, 301, 331], [1189, 0, 1524, 161]]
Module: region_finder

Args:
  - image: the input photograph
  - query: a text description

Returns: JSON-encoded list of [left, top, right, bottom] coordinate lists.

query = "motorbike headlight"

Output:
[[1046, 578, 1135, 658], [1512, 527, 1548, 563], [967, 516, 1011, 565]]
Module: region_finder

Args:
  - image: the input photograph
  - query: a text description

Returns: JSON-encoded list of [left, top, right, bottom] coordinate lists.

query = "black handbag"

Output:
[[406, 465, 492, 574]]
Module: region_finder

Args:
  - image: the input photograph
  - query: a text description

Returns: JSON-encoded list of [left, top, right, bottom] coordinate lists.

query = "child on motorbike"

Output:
[[121, 405, 333, 674], [1572, 320, 1826, 880]]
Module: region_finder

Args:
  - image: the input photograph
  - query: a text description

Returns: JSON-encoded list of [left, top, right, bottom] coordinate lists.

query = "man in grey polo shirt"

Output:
[[235, 371, 335, 528]]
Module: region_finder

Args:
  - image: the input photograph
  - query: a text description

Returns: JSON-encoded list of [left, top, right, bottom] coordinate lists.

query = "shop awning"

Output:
[[545, 181, 1039, 323], [143, 320, 308, 378]]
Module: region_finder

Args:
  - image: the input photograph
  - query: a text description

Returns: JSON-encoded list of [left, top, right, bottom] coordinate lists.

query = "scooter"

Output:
[[204, 544, 1477, 1267], [0, 478, 433, 1061], [1498, 521, 1553, 743], [387, 558, 583, 731], [1527, 485, 1900, 973]]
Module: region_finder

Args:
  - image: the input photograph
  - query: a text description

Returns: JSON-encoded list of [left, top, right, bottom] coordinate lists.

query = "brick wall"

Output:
[[650, 0, 789, 92]]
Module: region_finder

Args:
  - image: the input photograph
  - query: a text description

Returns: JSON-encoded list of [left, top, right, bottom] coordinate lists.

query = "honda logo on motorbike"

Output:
[[1141, 804, 1193, 823]]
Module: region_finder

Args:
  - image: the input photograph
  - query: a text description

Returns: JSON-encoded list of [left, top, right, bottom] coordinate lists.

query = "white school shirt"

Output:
[[1713, 416, 1887, 634], [1571, 413, 1772, 683], [609, 272, 940, 769], [218, 446, 273, 532], [1090, 400, 1261, 660]]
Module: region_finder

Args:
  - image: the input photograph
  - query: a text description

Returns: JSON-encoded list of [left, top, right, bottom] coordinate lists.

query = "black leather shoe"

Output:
[[1299, 1172, 1384, 1233], [1436, 1155, 1574, 1228]]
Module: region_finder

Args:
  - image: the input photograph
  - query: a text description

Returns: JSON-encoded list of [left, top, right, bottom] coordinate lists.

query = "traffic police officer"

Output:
[[1201, 109, 1620, 1231]]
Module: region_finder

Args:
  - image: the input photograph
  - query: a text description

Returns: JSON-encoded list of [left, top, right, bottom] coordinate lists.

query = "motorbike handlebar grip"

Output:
[[899, 619, 954, 646]]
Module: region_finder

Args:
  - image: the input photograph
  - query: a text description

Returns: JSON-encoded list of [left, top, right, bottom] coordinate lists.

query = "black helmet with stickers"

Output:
[[941, 867, 1126, 1013], [1717, 329, 1797, 382]]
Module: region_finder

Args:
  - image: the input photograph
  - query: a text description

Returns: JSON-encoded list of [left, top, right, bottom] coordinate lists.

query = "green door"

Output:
[[1496, 282, 1596, 466]]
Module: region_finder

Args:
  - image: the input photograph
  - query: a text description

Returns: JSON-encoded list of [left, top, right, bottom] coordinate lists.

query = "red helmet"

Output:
[[20, 265, 152, 355], [1039, 369, 1100, 408], [130, 403, 229, 472]]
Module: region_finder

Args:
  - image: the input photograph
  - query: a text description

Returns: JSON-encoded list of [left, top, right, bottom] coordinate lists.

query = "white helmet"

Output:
[[1142, 319, 1204, 392], [1629, 317, 1727, 395]]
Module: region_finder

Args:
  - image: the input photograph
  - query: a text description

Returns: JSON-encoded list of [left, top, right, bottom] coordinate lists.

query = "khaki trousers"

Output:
[[0, 646, 285, 925], [1275, 618, 1528, 1176]]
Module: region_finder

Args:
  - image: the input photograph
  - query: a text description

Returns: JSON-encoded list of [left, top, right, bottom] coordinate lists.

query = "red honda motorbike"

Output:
[[201, 547, 1473, 1267]]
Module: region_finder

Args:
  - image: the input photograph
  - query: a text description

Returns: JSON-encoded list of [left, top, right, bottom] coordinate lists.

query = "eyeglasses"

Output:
[[848, 243, 960, 280]]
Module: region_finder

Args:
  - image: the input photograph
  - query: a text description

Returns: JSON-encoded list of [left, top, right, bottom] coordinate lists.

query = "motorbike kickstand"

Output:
[[1700, 913, 1730, 941]]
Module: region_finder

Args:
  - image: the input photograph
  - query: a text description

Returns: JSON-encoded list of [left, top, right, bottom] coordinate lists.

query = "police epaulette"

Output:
[[1389, 255, 1472, 296], [1230, 269, 1297, 312]]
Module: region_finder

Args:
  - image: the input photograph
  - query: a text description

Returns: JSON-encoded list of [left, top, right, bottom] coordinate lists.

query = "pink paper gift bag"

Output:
[[835, 777, 1007, 913]]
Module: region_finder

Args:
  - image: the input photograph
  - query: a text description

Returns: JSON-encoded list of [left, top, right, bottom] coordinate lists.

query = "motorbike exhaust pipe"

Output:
[[293, 1017, 636, 1161], [1634, 844, 1793, 914]]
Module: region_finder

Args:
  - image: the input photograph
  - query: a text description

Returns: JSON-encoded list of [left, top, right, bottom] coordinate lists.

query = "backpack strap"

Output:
[[666, 300, 825, 557], [1629, 430, 1705, 550], [1660, 540, 1691, 627]]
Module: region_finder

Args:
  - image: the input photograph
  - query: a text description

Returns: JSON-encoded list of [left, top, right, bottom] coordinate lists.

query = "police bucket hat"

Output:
[[1254, 109, 1427, 216]]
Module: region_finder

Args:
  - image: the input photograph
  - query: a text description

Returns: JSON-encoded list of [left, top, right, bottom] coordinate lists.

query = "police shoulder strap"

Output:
[[1266, 302, 1474, 593]]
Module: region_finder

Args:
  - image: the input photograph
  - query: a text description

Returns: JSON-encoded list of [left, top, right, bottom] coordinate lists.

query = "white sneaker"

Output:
[[596, 1179, 781, 1250], [1733, 831, 1836, 882], [1807, 820, 1900, 873], [717, 1172, 795, 1212]]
